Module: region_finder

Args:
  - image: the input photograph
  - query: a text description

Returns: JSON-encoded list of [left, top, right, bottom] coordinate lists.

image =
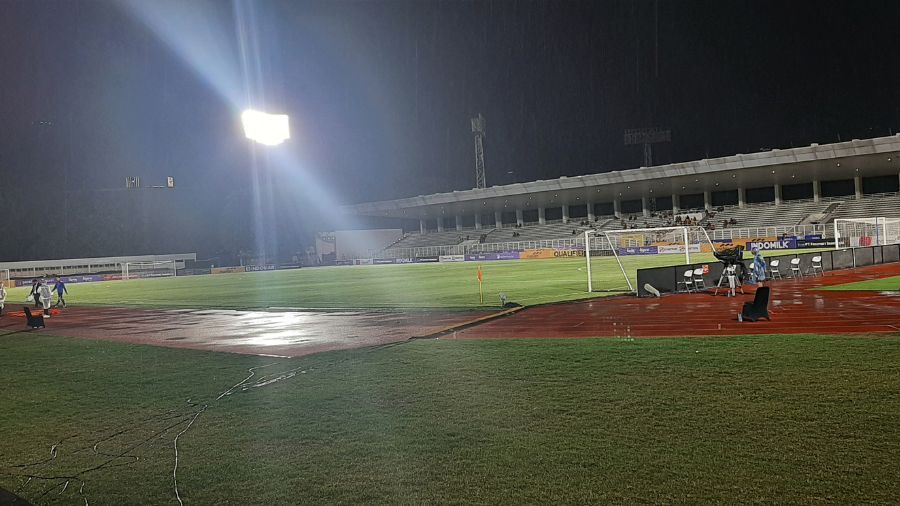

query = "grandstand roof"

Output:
[[343, 135, 900, 219]]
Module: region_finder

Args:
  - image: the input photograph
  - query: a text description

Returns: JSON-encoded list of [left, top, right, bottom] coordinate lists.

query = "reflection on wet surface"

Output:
[[0, 308, 494, 357], [453, 263, 900, 339]]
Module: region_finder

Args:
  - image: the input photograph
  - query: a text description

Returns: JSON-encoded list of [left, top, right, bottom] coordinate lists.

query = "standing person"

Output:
[[30, 279, 42, 308], [53, 277, 68, 308], [0, 282, 6, 316], [39, 282, 53, 317], [751, 247, 767, 286]]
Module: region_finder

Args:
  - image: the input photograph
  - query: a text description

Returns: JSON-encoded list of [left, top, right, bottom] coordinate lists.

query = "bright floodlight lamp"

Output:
[[241, 109, 290, 146]]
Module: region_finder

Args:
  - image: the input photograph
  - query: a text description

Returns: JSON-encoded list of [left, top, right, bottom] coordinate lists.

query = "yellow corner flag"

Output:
[[476, 265, 484, 303]]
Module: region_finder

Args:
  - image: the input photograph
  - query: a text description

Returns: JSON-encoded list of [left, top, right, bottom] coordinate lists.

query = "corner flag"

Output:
[[477, 266, 484, 303]]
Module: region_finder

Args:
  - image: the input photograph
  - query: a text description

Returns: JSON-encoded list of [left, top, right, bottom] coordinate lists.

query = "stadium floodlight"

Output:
[[241, 109, 290, 146]]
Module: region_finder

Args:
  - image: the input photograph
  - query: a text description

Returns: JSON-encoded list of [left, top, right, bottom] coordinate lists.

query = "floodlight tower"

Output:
[[624, 127, 671, 167], [471, 113, 487, 189]]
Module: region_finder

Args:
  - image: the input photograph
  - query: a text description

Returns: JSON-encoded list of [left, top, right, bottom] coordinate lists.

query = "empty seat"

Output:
[[790, 258, 802, 278], [769, 259, 782, 279], [693, 267, 706, 290], [811, 256, 824, 276], [677, 269, 695, 292]]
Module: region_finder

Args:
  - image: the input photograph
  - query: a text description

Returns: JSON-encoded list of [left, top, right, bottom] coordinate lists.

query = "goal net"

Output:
[[584, 226, 715, 293], [0, 269, 9, 289], [122, 260, 178, 280], [834, 217, 900, 249]]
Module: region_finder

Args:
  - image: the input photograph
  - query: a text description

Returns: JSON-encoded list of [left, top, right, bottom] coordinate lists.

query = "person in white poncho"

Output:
[[39, 282, 53, 317], [0, 283, 6, 316]]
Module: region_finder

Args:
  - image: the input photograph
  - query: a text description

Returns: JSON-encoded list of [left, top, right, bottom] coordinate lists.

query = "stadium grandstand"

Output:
[[333, 135, 900, 261]]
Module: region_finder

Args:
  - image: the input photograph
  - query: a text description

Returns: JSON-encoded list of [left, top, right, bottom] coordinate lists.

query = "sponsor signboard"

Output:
[[521, 249, 556, 259], [244, 264, 277, 272], [657, 244, 702, 254], [415, 256, 440, 263], [618, 246, 659, 256], [353, 258, 374, 265], [373, 258, 395, 265], [465, 251, 521, 261], [211, 266, 245, 275], [798, 238, 836, 248], [746, 237, 797, 250], [15, 275, 108, 287], [553, 249, 584, 258], [439, 254, 466, 263]]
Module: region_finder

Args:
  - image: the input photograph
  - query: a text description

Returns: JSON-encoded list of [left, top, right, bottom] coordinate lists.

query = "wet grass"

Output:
[[4, 249, 819, 310], [820, 274, 900, 291], [2, 332, 899, 504]]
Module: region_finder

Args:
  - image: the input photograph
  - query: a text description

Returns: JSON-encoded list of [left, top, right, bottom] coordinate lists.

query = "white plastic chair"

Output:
[[769, 259, 782, 280], [790, 257, 802, 278], [678, 269, 694, 292], [811, 256, 823, 277], [692, 267, 706, 290]]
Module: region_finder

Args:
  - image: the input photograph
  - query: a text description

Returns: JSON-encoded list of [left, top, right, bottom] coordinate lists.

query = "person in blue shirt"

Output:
[[751, 247, 767, 285], [53, 277, 68, 308]]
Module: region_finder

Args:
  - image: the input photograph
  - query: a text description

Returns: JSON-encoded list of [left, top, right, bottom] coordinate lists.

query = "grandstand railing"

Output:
[[370, 224, 830, 259]]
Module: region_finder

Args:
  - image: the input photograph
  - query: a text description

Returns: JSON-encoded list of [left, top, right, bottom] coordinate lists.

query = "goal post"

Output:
[[834, 217, 900, 249], [585, 226, 715, 293], [0, 268, 10, 289], [122, 260, 178, 280]]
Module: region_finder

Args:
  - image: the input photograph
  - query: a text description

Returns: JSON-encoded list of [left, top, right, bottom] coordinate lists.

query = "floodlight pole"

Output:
[[471, 114, 487, 189]]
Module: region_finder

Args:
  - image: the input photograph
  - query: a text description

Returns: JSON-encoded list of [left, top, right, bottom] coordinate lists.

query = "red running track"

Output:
[[450, 263, 900, 339]]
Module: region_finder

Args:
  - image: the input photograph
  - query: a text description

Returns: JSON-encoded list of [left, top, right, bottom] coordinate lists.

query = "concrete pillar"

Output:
[[494, 210, 502, 229], [813, 180, 821, 202], [419, 219, 426, 234], [703, 191, 712, 211], [672, 194, 681, 213], [587, 202, 595, 222], [455, 215, 463, 231], [737, 187, 746, 208], [538, 207, 546, 225], [774, 184, 782, 205], [854, 176, 862, 200], [437, 218, 444, 232], [515, 208, 524, 226], [613, 198, 622, 218], [562, 205, 570, 224], [642, 196, 650, 217], [474, 213, 482, 230]]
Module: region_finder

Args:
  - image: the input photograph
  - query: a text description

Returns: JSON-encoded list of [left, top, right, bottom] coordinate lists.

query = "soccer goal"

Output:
[[834, 217, 900, 249], [0, 268, 10, 289], [122, 260, 178, 280], [584, 226, 715, 293]]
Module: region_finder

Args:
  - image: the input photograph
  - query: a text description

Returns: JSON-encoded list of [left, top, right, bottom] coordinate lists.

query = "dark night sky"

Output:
[[1, 0, 899, 260]]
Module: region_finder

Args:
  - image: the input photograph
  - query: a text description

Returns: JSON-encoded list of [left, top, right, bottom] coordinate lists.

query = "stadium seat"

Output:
[[790, 258, 802, 278], [740, 287, 771, 322], [692, 267, 706, 290], [769, 259, 782, 280], [810, 256, 823, 277], [24, 307, 45, 329], [677, 269, 694, 292]]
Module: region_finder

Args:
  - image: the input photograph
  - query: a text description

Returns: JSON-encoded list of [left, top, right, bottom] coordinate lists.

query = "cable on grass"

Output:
[[172, 400, 208, 506]]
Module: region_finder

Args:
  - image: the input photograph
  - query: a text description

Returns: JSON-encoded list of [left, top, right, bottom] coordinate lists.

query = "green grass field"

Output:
[[5, 249, 819, 310], [2, 333, 899, 504], [820, 275, 900, 291]]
